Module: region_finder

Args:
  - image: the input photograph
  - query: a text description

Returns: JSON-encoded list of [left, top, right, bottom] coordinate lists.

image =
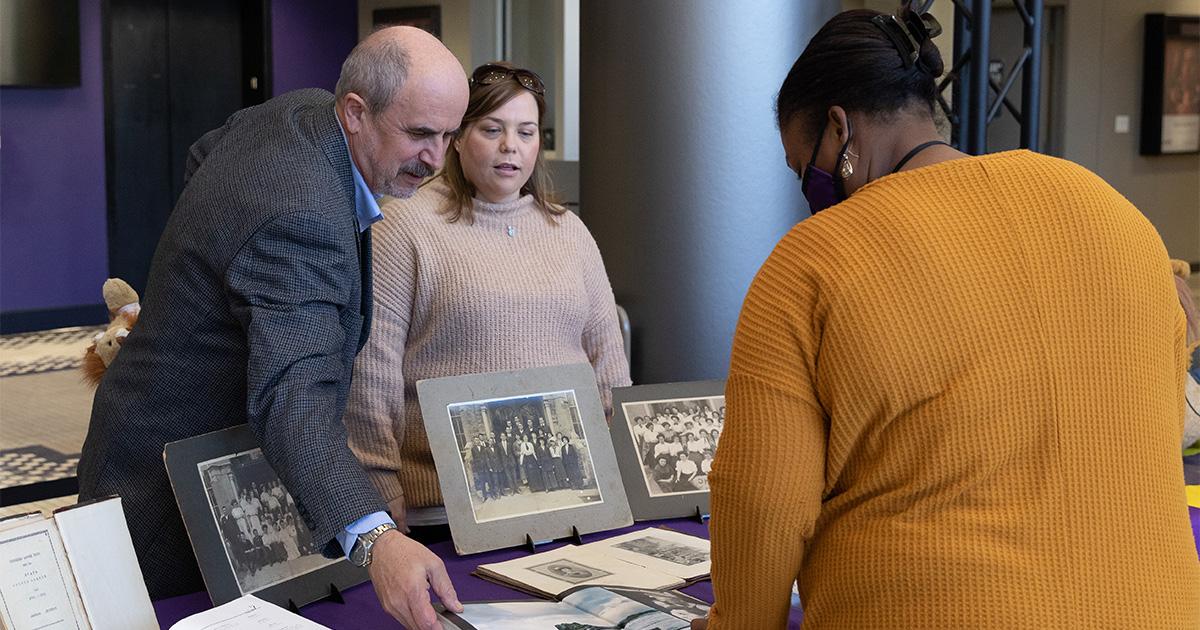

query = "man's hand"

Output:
[[690, 616, 709, 630], [368, 530, 462, 629]]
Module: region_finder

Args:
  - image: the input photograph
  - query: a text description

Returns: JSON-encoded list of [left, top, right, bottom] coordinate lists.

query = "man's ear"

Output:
[[341, 93, 368, 134]]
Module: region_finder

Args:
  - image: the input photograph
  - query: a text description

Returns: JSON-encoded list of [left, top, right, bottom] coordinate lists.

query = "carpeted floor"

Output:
[[0, 326, 100, 515]]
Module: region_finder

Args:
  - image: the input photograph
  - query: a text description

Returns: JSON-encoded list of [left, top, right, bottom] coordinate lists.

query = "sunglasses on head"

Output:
[[470, 64, 546, 95]]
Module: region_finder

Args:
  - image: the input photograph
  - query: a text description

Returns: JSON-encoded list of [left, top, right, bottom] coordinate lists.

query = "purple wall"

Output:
[[0, 0, 107, 312], [0, 1, 359, 318], [271, 0, 358, 96]]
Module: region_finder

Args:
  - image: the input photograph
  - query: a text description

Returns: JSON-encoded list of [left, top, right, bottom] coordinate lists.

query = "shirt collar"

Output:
[[336, 113, 384, 232]]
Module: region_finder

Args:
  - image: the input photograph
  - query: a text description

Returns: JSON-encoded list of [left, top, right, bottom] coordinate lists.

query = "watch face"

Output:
[[349, 541, 368, 567]]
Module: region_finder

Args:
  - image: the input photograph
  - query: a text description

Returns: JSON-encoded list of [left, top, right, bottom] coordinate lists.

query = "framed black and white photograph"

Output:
[[609, 381, 725, 520], [448, 390, 601, 523], [417, 363, 632, 555], [164, 425, 368, 607], [197, 450, 334, 595]]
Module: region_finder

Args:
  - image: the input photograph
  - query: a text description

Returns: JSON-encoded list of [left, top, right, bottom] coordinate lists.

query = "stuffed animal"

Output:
[[82, 278, 140, 387], [1172, 260, 1200, 454]]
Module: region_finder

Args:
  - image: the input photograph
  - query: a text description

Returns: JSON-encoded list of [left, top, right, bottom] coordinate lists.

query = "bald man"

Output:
[[78, 27, 468, 627]]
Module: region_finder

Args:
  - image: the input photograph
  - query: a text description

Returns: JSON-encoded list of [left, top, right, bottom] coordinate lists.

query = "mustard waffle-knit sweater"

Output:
[[708, 150, 1199, 629], [344, 180, 630, 526]]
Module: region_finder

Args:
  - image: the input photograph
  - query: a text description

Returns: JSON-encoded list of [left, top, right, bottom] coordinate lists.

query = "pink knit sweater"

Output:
[[344, 179, 631, 525]]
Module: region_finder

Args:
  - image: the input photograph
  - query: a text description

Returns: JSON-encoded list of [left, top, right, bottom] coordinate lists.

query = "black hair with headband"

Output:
[[775, 3, 945, 136]]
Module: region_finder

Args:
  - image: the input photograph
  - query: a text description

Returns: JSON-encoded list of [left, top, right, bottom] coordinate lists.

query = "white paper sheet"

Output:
[[167, 594, 330, 630], [54, 497, 157, 630]]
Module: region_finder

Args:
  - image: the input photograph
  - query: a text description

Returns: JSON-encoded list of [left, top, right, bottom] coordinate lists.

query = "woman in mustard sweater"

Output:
[[702, 6, 1199, 629]]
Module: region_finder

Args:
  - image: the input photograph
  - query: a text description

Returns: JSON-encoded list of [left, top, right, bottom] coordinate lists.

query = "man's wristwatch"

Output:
[[349, 522, 398, 567]]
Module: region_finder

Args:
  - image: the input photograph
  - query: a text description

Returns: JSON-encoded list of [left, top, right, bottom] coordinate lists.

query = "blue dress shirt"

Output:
[[336, 114, 393, 557]]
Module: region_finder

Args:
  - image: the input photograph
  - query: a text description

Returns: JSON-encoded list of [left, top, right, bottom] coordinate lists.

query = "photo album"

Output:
[[437, 585, 709, 630], [473, 527, 710, 599]]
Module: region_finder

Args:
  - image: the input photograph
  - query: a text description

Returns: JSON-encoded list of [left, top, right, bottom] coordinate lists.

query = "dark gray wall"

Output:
[[581, 0, 839, 384]]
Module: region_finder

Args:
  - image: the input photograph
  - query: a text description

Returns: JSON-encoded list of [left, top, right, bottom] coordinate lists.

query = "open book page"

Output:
[[439, 587, 706, 630], [441, 600, 617, 630], [598, 587, 710, 623], [561, 586, 690, 630], [168, 594, 330, 630], [54, 497, 157, 629], [0, 516, 91, 630], [585, 528, 710, 581], [0, 512, 44, 533], [476, 545, 685, 598]]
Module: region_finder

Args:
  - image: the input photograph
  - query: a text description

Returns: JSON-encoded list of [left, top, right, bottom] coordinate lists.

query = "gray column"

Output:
[[581, 0, 838, 384]]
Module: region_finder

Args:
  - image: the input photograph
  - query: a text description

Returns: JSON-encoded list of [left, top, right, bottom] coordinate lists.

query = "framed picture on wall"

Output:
[[1141, 14, 1200, 155], [416, 363, 633, 555], [373, 6, 442, 40]]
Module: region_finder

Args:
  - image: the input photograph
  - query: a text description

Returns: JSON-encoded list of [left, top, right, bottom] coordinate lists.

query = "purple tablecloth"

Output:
[[155, 509, 1200, 629], [1193, 505, 1200, 556], [153, 518, 801, 629]]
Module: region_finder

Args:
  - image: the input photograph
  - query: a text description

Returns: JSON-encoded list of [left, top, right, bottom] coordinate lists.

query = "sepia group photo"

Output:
[[620, 396, 725, 497], [198, 449, 335, 595], [448, 389, 605, 523]]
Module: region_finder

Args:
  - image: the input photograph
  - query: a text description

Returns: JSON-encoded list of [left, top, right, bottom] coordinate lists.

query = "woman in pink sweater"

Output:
[[343, 62, 630, 544]]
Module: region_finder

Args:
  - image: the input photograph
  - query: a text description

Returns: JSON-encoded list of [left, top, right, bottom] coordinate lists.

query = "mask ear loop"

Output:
[[801, 115, 831, 193]]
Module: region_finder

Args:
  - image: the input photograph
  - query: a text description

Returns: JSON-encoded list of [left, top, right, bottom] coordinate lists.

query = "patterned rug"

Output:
[[0, 325, 104, 377], [1, 327, 99, 492], [0, 445, 80, 488]]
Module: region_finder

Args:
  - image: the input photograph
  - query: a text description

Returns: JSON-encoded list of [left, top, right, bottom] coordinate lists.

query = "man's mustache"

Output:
[[401, 161, 434, 178]]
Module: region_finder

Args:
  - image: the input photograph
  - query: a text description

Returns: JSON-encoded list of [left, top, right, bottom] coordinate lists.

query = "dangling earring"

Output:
[[840, 148, 858, 179]]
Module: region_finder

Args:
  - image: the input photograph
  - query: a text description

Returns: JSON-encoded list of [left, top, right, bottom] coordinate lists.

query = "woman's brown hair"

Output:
[[440, 61, 563, 223]]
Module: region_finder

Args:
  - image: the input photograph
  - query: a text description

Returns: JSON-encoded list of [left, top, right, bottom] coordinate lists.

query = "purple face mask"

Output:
[[800, 163, 840, 214], [800, 118, 852, 214]]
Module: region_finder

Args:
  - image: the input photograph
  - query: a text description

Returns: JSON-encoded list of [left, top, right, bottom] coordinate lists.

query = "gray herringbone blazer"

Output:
[[78, 89, 386, 598]]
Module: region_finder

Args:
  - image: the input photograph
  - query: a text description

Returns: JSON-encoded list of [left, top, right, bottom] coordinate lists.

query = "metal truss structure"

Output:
[[933, 0, 1044, 154]]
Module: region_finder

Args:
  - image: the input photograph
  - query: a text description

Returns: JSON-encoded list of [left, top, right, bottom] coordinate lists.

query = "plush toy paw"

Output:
[[1172, 260, 1200, 452], [82, 278, 140, 387]]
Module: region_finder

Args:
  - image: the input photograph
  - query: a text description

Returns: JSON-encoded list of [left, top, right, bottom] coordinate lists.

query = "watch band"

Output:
[[355, 522, 398, 567]]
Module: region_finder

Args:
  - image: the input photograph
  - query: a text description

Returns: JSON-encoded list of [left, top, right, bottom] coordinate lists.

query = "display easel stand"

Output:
[[693, 506, 710, 524], [524, 525, 585, 553], [287, 583, 346, 614]]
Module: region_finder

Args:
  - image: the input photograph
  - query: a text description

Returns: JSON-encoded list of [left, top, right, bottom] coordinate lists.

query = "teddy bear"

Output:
[[1172, 260, 1200, 454], [81, 278, 141, 387]]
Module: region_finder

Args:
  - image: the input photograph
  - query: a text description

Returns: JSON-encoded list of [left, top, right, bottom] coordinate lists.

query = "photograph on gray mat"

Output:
[[417, 363, 633, 555], [197, 450, 336, 595], [447, 390, 602, 523], [609, 381, 725, 520], [164, 425, 368, 608]]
